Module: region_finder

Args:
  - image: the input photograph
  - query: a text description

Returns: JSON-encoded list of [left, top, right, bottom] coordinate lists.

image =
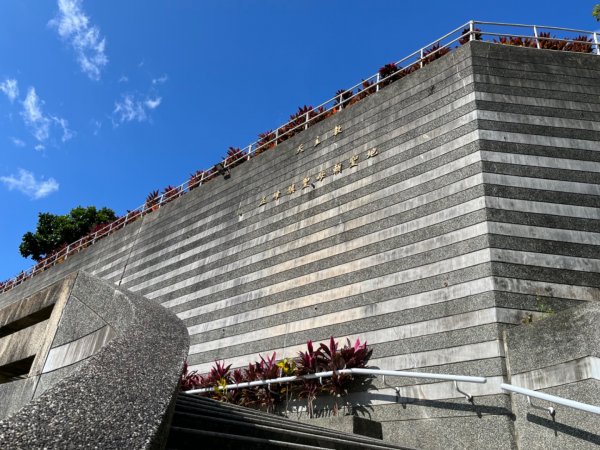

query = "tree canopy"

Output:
[[594, 4, 600, 21], [19, 206, 117, 261]]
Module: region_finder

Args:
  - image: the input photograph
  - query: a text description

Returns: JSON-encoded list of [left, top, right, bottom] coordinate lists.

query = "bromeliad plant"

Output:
[[180, 337, 372, 417]]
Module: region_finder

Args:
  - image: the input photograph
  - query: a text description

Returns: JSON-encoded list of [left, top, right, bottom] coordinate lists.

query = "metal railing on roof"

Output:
[[2, 20, 598, 294]]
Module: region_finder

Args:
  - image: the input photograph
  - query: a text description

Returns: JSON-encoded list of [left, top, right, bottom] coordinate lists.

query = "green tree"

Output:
[[19, 206, 117, 261], [594, 4, 600, 20]]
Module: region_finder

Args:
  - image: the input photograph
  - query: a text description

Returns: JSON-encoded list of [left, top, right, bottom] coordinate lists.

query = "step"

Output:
[[174, 401, 397, 448], [171, 410, 405, 450], [167, 426, 331, 450]]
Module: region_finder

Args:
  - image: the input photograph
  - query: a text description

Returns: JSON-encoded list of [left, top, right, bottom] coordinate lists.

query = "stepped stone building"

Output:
[[0, 40, 599, 449]]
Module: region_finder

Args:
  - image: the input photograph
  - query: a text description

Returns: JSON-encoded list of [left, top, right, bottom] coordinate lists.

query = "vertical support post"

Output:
[[274, 128, 278, 146], [64, 244, 71, 260], [420, 48, 424, 67], [376, 73, 380, 92], [533, 25, 541, 49], [305, 112, 309, 130], [469, 20, 475, 41], [594, 32, 600, 56], [247, 144, 252, 160]]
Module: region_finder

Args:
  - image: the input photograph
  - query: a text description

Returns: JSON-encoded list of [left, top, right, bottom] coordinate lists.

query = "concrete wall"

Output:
[[0, 41, 599, 448], [505, 302, 600, 449]]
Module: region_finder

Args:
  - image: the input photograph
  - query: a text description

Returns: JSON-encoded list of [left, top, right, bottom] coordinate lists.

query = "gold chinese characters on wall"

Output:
[[258, 144, 378, 207]]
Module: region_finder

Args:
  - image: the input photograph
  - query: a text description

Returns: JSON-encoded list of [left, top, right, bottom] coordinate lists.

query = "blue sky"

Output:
[[0, 1, 597, 280]]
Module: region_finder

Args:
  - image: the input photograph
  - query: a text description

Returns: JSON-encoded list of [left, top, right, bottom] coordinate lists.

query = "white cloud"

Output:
[[0, 169, 59, 199], [21, 87, 72, 145], [50, 0, 108, 81], [22, 88, 50, 142], [52, 116, 74, 142], [113, 94, 147, 123], [35, 144, 45, 151], [113, 93, 162, 124], [152, 74, 168, 85], [0, 78, 19, 102], [11, 137, 25, 147], [92, 119, 101, 135], [118, 75, 128, 83], [145, 97, 161, 109]]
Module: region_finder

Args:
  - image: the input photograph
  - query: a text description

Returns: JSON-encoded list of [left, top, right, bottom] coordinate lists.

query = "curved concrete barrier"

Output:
[[0, 271, 189, 449]]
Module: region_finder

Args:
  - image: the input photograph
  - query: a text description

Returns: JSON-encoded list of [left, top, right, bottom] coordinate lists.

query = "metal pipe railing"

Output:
[[501, 383, 600, 417], [184, 367, 487, 396], [2, 20, 598, 294]]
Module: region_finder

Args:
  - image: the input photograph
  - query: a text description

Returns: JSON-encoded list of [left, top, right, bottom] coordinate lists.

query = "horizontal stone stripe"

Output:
[[487, 222, 600, 247], [473, 73, 598, 97], [473, 61, 600, 91], [478, 109, 600, 132], [492, 277, 600, 302], [489, 235, 599, 261], [100, 90, 480, 280], [478, 131, 600, 155], [472, 49, 600, 80], [511, 357, 600, 391], [490, 249, 600, 273], [475, 80, 599, 109], [479, 120, 600, 144], [370, 340, 505, 371], [493, 263, 600, 290], [157, 171, 486, 307], [189, 306, 527, 356], [176, 249, 494, 330], [149, 191, 487, 306], [485, 196, 600, 220], [483, 173, 600, 196], [474, 90, 600, 114], [189, 339, 504, 375], [481, 151, 600, 174], [475, 100, 600, 126], [124, 137, 483, 291], [179, 206, 490, 327]]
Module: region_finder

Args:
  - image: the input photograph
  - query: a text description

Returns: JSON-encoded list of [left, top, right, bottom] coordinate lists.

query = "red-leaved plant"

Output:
[[225, 147, 246, 169], [179, 337, 372, 419], [459, 27, 482, 45]]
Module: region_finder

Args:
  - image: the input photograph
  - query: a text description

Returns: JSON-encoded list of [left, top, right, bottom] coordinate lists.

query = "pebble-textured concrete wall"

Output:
[[0, 41, 599, 448]]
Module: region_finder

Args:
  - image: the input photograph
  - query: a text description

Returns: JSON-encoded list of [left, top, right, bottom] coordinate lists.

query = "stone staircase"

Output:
[[166, 393, 410, 449]]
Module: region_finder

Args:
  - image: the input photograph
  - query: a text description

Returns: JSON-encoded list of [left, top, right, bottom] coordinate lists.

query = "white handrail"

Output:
[[183, 367, 487, 395], [2, 20, 598, 294], [501, 383, 600, 416]]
